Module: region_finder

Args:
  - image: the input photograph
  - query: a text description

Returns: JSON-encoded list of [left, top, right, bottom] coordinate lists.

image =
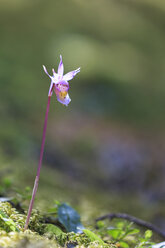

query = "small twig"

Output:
[[96, 213, 165, 239]]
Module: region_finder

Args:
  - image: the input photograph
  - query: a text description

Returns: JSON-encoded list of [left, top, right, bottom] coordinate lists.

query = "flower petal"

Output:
[[63, 67, 80, 81], [55, 80, 69, 93], [54, 81, 71, 106], [52, 68, 57, 76], [58, 55, 64, 76], [43, 65, 51, 78], [48, 82, 54, 96], [56, 93, 71, 106], [51, 68, 60, 82]]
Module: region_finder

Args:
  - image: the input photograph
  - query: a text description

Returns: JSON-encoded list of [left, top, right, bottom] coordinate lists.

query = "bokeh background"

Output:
[[0, 0, 165, 229]]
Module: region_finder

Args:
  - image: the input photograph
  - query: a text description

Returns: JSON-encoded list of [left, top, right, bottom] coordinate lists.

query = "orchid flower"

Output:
[[24, 56, 80, 231], [43, 55, 80, 106]]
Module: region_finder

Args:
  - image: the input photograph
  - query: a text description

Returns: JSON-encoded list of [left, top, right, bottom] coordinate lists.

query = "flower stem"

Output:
[[24, 96, 51, 231]]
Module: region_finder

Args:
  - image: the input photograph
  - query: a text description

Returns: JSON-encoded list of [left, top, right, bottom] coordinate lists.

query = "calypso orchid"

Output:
[[43, 55, 80, 106], [24, 56, 80, 230]]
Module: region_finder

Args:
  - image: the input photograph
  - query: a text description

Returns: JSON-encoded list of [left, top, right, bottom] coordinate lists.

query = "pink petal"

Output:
[[57, 55, 64, 76], [52, 68, 57, 76], [63, 67, 80, 81], [43, 65, 51, 78], [54, 81, 71, 106], [55, 80, 69, 93], [56, 93, 71, 106], [48, 82, 54, 96]]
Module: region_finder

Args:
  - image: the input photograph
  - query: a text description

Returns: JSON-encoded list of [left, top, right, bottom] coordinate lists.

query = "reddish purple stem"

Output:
[[24, 96, 51, 230]]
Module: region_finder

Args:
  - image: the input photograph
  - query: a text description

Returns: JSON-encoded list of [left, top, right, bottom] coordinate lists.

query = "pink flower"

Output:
[[43, 55, 80, 106]]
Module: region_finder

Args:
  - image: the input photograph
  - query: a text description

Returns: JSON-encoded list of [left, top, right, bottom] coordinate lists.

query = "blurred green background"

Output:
[[0, 0, 165, 228]]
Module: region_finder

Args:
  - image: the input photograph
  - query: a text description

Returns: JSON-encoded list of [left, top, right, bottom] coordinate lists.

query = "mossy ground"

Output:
[[0, 155, 162, 247], [0, 202, 115, 248]]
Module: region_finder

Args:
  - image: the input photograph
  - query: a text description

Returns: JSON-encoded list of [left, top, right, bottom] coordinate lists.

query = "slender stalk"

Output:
[[24, 96, 51, 230]]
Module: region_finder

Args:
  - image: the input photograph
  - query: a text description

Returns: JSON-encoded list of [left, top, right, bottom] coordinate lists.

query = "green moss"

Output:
[[0, 202, 25, 232], [0, 202, 115, 248]]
